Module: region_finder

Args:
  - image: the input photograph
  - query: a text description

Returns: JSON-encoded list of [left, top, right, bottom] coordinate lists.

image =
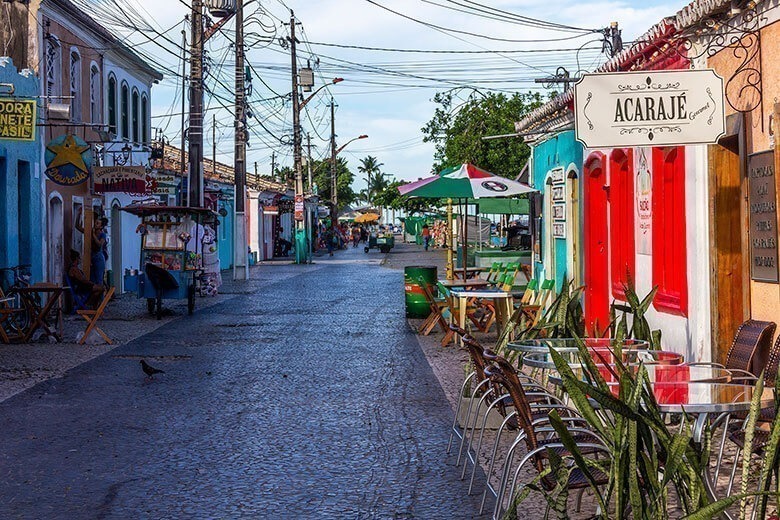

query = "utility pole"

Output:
[[180, 27, 187, 204], [603, 21, 623, 58], [234, 0, 248, 280], [270, 152, 276, 181], [288, 10, 306, 263], [188, 0, 204, 208], [306, 133, 312, 192], [330, 97, 337, 222]]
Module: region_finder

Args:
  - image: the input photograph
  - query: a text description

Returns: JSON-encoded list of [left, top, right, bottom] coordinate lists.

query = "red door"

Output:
[[584, 152, 610, 335]]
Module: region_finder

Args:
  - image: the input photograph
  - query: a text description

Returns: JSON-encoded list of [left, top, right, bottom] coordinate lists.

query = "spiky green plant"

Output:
[[509, 335, 780, 519]]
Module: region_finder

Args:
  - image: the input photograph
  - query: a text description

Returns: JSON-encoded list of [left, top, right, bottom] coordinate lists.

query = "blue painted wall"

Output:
[[530, 130, 583, 292], [0, 57, 43, 283], [218, 197, 234, 269]]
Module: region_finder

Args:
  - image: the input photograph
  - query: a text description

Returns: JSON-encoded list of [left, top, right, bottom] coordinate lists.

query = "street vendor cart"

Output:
[[365, 229, 395, 254], [121, 205, 218, 319]]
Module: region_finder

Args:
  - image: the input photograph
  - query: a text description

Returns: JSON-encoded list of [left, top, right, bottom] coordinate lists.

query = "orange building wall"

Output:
[[708, 19, 780, 330]]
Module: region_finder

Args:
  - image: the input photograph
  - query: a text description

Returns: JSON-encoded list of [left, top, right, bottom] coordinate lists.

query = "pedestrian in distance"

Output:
[[422, 224, 431, 251], [351, 226, 360, 248]]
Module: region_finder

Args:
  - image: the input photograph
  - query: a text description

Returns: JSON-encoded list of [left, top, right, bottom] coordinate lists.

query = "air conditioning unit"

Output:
[[206, 0, 235, 18]]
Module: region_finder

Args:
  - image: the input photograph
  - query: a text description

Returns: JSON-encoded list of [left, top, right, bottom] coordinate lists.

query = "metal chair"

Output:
[[713, 331, 780, 495], [483, 359, 609, 519], [690, 320, 776, 382]]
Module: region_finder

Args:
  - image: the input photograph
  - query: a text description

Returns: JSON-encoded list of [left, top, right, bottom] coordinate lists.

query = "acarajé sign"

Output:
[[574, 69, 725, 148]]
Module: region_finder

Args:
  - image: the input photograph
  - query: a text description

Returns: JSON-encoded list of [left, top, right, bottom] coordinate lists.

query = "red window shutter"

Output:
[[651, 147, 688, 316], [609, 149, 635, 299]]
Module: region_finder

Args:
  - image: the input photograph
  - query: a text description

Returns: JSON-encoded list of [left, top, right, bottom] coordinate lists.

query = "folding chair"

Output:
[[519, 279, 555, 326], [484, 262, 503, 284], [417, 278, 450, 337], [77, 287, 115, 345], [470, 268, 522, 333]]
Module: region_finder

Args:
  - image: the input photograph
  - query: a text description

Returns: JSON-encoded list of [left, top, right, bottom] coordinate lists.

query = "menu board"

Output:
[[748, 151, 779, 283]]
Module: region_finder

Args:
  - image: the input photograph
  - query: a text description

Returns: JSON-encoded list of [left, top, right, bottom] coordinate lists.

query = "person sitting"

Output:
[[276, 227, 293, 256], [67, 250, 105, 309]]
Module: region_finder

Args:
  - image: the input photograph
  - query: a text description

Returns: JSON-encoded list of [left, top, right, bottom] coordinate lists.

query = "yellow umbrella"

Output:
[[354, 213, 380, 223]]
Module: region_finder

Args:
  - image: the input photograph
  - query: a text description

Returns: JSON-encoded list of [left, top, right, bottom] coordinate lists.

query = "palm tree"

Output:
[[357, 155, 386, 206]]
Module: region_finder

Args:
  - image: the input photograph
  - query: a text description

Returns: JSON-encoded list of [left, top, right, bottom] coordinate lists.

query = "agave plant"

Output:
[[611, 274, 662, 350], [508, 335, 780, 519]]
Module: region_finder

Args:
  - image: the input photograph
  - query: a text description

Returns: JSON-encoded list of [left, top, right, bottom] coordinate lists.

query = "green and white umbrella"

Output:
[[399, 163, 536, 279], [398, 163, 535, 198]]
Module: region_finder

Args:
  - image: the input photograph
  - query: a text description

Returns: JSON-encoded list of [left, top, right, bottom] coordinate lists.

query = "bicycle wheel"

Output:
[[1, 298, 31, 338]]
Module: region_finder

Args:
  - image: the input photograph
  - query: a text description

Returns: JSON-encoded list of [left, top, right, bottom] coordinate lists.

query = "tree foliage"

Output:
[[373, 179, 442, 215], [421, 89, 545, 178], [309, 157, 357, 210], [357, 155, 390, 205]]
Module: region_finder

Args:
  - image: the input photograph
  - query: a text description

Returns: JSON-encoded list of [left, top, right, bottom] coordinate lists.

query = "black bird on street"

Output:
[[140, 360, 165, 380]]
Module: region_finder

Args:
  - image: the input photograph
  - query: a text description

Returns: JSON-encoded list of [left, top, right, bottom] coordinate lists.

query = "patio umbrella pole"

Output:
[[462, 198, 467, 280], [446, 198, 453, 280]]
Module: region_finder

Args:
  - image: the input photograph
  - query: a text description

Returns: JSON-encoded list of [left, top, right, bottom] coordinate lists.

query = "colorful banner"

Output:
[[0, 98, 36, 141], [93, 165, 147, 194], [44, 134, 92, 186]]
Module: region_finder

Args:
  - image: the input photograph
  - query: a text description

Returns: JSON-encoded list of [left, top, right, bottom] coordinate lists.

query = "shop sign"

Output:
[[552, 221, 566, 239], [574, 69, 725, 148], [748, 151, 779, 283], [549, 167, 565, 185], [0, 98, 36, 141], [150, 173, 180, 195], [636, 148, 652, 255], [551, 185, 565, 202], [552, 203, 565, 221], [93, 165, 146, 194], [44, 133, 92, 186], [294, 194, 304, 221]]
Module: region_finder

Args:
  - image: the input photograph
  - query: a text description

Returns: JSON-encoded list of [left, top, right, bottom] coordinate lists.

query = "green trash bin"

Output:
[[404, 265, 437, 318]]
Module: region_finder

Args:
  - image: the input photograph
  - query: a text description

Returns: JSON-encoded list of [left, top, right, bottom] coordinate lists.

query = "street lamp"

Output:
[[300, 78, 343, 111], [331, 134, 368, 221], [292, 76, 343, 264]]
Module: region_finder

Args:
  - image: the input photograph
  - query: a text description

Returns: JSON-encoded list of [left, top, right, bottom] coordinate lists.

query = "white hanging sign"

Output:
[[574, 69, 726, 148]]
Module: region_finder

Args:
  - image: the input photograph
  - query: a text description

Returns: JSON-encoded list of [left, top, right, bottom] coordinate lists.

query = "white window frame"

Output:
[[89, 63, 100, 124], [69, 48, 81, 122]]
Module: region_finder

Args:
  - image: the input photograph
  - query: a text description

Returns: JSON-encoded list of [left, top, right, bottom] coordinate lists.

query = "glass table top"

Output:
[[507, 338, 653, 355]]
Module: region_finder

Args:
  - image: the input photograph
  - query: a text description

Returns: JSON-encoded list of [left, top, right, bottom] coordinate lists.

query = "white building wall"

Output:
[[628, 145, 711, 362]]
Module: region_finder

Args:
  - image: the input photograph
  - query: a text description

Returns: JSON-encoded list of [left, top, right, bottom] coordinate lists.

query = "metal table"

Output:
[[507, 337, 652, 355]]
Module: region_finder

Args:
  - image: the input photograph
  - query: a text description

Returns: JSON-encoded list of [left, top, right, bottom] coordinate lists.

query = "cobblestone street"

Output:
[[0, 244, 486, 519]]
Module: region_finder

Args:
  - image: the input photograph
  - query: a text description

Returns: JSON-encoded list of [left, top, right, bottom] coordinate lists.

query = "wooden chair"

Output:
[[518, 279, 555, 326], [416, 278, 451, 338], [471, 269, 522, 333], [77, 287, 115, 345], [484, 262, 503, 283]]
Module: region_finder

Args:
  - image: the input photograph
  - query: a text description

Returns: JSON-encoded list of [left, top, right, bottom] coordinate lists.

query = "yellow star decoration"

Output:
[[46, 134, 90, 173]]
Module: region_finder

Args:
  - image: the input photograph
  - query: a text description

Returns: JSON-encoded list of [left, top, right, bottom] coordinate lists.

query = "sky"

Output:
[[118, 0, 686, 192]]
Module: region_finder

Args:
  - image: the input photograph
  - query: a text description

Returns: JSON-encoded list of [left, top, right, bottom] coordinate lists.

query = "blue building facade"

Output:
[[530, 129, 583, 292], [0, 57, 43, 283]]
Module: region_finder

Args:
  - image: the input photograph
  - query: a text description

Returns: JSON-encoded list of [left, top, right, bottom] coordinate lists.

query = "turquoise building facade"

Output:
[[0, 57, 43, 282], [530, 129, 583, 292]]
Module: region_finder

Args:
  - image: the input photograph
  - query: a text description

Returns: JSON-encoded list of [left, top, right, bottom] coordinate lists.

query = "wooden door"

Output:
[[584, 152, 610, 334], [709, 142, 748, 365]]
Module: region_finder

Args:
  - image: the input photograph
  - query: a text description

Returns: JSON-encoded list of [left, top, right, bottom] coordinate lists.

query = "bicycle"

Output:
[[0, 264, 35, 337]]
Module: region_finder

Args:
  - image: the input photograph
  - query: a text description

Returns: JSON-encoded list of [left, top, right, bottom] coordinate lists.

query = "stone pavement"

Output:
[[0, 242, 488, 519]]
